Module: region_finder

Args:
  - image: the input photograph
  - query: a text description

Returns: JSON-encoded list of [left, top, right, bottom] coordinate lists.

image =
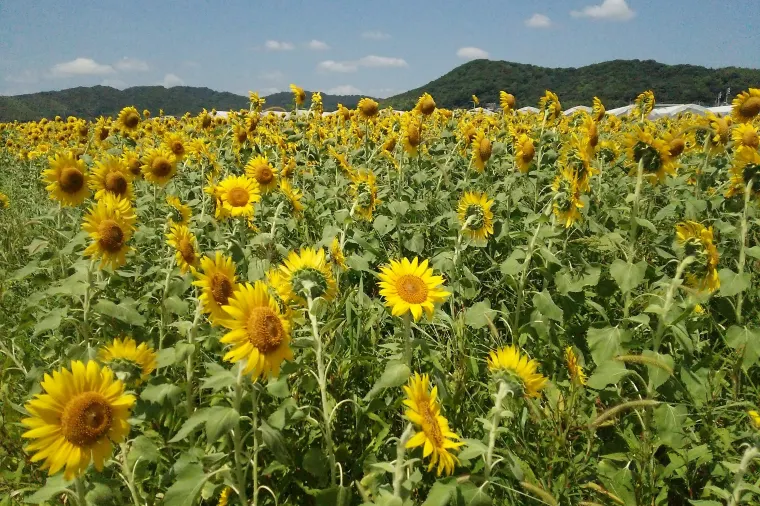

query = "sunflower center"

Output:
[[171, 141, 184, 156], [236, 130, 248, 143], [97, 220, 125, 252], [59, 166, 85, 193], [632, 141, 663, 173], [361, 102, 378, 117], [406, 125, 421, 147], [178, 238, 195, 264], [714, 119, 730, 142], [478, 138, 492, 162], [588, 123, 599, 147], [669, 138, 686, 157], [123, 112, 140, 129], [465, 204, 486, 231], [291, 267, 330, 299], [127, 159, 141, 176], [419, 99, 435, 116], [98, 128, 110, 141], [201, 115, 212, 128], [228, 187, 250, 207], [61, 392, 113, 447], [105, 171, 128, 195], [740, 97, 760, 119], [396, 274, 428, 304], [256, 166, 274, 185], [151, 157, 173, 177], [742, 129, 759, 148], [246, 307, 284, 354], [419, 404, 444, 447], [521, 141, 535, 162], [211, 273, 234, 306], [78, 125, 89, 137]]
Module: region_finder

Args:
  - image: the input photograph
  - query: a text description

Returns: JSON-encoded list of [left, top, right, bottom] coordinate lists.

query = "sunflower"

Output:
[[279, 247, 336, 305], [329, 237, 347, 269], [402, 115, 423, 156], [98, 337, 157, 385], [43, 151, 90, 206], [217, 487, 232, 506], [457, 192, 494, 241], [357, 97, 379, 119], [623, 126, 676, 184], [350, 169, 380, 221], [514, 134, 536, 174], [552, 167, 584, 228], [487, 346, 548, 398], [675, 221, 720, 293], [290, 84, 306, 106], [82, 194, 136, 270], [141, 146, 177, 186], [592, 97, 606, 122], [749, 410, 760, 430], [499, 91, 516, 113], [166, 195, 191, 225], [564, 347, 586, 386], [661, 130, 690, 158], [22, 361, 135, 480], [538, 90, 562, 122], [117, 106, 141, 132], [218, 175, 261, 219], [119, 150, 141, 180], [726, 147, 760, 199], [245, 156, 278, 193], [632, 90, 655, 118], [732, 88, 760, 123], [311, 91, 323, 116], [597, 140, 620, 164], [707, 112, 732, 148], [193, 252, 240, 324], [164, 133, 188, 160], [90, 155, 134, 201], [472, 95, 479, 107], [219, 281, 293, 380], [415, 93, 436, 116], [561, 135, 597, 191], [581, 113, 599, 148], [403, 375, 463, 478], [0, 192, 8, 209], [471, 130, 492, 171], [166, 224, 199, 274], [732, 123, 759, 150], [378, 257, 450, 321], [279, 179, 304, 216]]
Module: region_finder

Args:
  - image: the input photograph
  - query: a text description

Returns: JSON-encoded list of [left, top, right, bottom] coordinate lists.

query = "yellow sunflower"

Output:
[[121, 150, 143, 179], [22, 361, 135, 480], [552, 168, 584, 228], [166, 224, 199, 274], [117, 106, 141, 132], [43, 151, 90, 206], [471, 131, 492, 171], [726, 147, 760, 199], [279, 247, 337, 305], [329, 237, 347, 269], [457, 192, 494, 242], [564, 347, 586, 386], [707, 112, 732, 149], [487, 346, 548, 398], [97, 337, 157, 385], [377, 257, 451, 321], [357, 97, 379, 119], [499, 91, 516, 113], [166, 195, 191, 225], [623, 126, 676, 184], [515, 134, 536, 174], [290, 84, 306, 106], [538, 90, 562, 122], [401, 115, 423, 156], [561, 134, 597, 191], [245, 156, 278, 193], [632, 90, 655, 118], [732, 88, 760, 123], [732, 123, 759, 150], [90, 155, 134, 201], [82, 194, 136, 270], [218, 175, 261, 219], [193, 252, 240, 324], [0, 192, 9, 209], [279, 179, 304, 215], [219, 281, 293, 380], [350, 169, 380, 221], [592, 97, 606, 122], [415, 93, 436, 116], [164, 133, 188, 160], [675, 221, 720, 293], [749, 410, 760, 430], [403, 373, 463, 476], [141, 146, 178, 186]]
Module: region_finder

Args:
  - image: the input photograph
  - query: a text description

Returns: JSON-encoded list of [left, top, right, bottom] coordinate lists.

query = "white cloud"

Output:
[[50, 58, 115, 77], [357, 55, 408, 68], [571, 0, 635, 21], [362, 30, 391, 40], [114, 57, 149, 72], [265, 40, 295, 51], [308, 39, 330, 50], [102, 78, 127, 89], [161, 73, 185, 87], [327, 85, 362, 95], [318, 60, 358, 73], [5, 69, 39, 84], [456, 47, 489, 60], [525, 14, 552, 28]]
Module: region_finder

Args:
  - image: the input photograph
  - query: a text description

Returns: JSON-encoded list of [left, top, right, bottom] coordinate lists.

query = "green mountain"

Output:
[[0, 86, 367, 122], [382, 59, 760, 110]]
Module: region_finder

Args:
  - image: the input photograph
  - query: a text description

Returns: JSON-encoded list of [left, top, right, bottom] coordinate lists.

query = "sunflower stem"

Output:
[[306, 295, 338, 487], [74, 476, 88, 506], [402, 312, 413, 367], [653, 256, 694, 352], [158, 256, 176, 351], [629, 157, 645, 250], [251, 384, 260, 506], [735, 178, 754, 325], [232, 367, 249, 505], [512, 221, 542, 339], [484, 380, 510, 485], [392, 423, 414, 498], [81, 259, 96, 352], [120, 442, 144, 506], [185, 299, 203, 421]]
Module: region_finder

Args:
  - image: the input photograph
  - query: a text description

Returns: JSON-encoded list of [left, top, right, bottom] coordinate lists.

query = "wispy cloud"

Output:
[[456, 47, 489, 60], [161, 73, 184, 87], [307, 39, 330, 50], [264, 40, 295, 51], [50, 58, 115, 77], [357, 55, 407, 68], [114, 57, 149, 72], [525, 14, 552, 28], [328, 85, 362, 95], [571, 0, 635, 21], [361, 30, 391, 40], [318, 60, 358, 73]]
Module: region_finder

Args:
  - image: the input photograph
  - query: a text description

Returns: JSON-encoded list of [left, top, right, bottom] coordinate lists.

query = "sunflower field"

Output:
[[1, 87, 760, 506]]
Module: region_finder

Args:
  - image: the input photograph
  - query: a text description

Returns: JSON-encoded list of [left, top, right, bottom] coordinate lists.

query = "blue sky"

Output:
[[2, 0, 759, 98]]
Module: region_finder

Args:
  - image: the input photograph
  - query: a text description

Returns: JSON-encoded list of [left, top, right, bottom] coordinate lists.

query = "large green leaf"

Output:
[[365, 361, 411, 401], [718, 269, 751, 297], [609, 259, 647, 294], [169, 409, 210, 443], [586, 326, 630, 365], [93, 299, 146, 326], [586, 361, 629, 389], [204, 406, 239, 442]]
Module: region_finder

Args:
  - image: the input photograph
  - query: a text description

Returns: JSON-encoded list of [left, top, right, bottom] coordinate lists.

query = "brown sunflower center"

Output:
[[406, 125, 421, 147], [61, 392, 113, 447], [742, 128, 759, 148], [98, 128, 110, 141], [588, 123, 599, 147], [170, 141, 184, 156], [479, 138, 492, 162], [127, 159, 142, 176], [98, 220, 125, 252], [178, 238, 195, 264], [151, 157, 173, 177], [123, 112, 140, 129], [59, 166, 85, 194], [396, 274, 428, 304], [361, 102, 378, 117], [419, 98, 436, 116], [105, 171, 128, 195], [78, 125, 89, 137], [211, 273, 234, 306], [255, 166, 274, 185], [227, 187, 249, 207], [419, 403, 444, 447], [669, 138, 686, 157], [246, 307, 284, 353], [236, 130, 248, 143], [740, 97, 760, 119]]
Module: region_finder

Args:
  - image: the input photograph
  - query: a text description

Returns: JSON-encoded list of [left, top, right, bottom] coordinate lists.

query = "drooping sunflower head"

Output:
[[732, 123, 759, 150], [219, 281, 293, 380], [415, 93, 436, 116], [166, 195, 191, 225], [218, 174, 261, 219], [43, 151, 90, 206], [472, 94, 479, 106], [279, 247, 337, 305], [488, 346, 548, 398], [632, 90, 655, 118], [561, 135, 597, 191], [471, 130, 492, 171], [329, 237, 346, 270], [732, 88, 760, 123], [499, 91, 516, 113], [82, 194, 137, 270], [290, 84, 306, 106], [377, 257, 451, 321], [675, 221, 720, 293], [358, 97, 380, 119], [117, 106, 141, 132], [91, 155, 133, 201], [515, 134, 536, 174], [538, 90, 562, 121], [403, 373, 463, 477], [140, 146, 177, 186], [311, 91, 323, 116], [581, 113, 599, 148], [707, 112, 732, 146], [597, 140, 620, 164], [564, 347, 586, 386], [624, 126, 676, 184], [457, 191, 494, 241], [166, 223, 199, 274], [551, 168, 584, 228], [98, 337, 157, 385], [402, 114, 423, 155], [245, 156, 278, 193], [350, 169, 380, 221], [22, 360, 135, 480], [726, 146, 760, 199], [592, 97, 606, 122], [279, 179, 304, 216], [193, 252, 240, 324]]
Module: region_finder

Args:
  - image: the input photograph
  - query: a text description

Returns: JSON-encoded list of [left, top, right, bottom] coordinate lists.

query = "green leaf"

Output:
[[464, 300, 496, 330], [25, 474, 71, 504], [373, 215, 396, 236], [164, 296, 189, 316], [128, 435, 161, 466], [405, 232, 425, 254], [609, 259, 647, 294], [162, 462, 206, 506], [532, 290, 563, 323], [642, 350, 674, 390], [457, 483, 493, 506], [200, 363, 236, 392], [156, 347, 178, 368], [587, 326, 630, 366], [169, 409, 210, 443], [718, 268, 751, 297], [346, 254, 370, 272], [653, 403, 688, 449], [458, 439, 487, 461], [586, 361, 629, 389], [141, 383, 182, 405], [315, 486, 353, 506], [388, 201, 409, 216], [267, 376, 291, 398], [422, 479, 458, 506], [555, 266, 601, 295], [303, 447, 328, 478], [364, 361, 411, 401], [204, 406, 239, 442], [93, 299, 146, 326], [725, 325, 760, 370], [259, 420, 292, 465], [33, 308, 65, 336]]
